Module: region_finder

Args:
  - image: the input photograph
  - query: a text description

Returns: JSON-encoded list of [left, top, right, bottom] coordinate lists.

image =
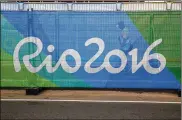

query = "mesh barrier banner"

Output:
[[1, 3, 181, 89]]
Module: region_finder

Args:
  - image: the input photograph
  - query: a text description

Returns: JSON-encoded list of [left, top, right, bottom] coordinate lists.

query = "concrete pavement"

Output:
[[1, 100, 181, 120], [1, 90, 181, 120]]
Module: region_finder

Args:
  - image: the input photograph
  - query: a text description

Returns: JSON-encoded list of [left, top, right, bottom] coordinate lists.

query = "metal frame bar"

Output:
[[180, 0, 182, 89], [1, 0, 181, 3], [1, 1, 181, 11]]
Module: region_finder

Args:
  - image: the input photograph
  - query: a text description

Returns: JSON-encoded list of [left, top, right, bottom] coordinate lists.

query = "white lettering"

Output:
[[13, 37, 166, 74]]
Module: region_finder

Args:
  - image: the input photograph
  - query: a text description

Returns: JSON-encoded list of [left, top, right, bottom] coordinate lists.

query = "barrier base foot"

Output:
[[26, 88, 44, 95], [177, 90, 181, 97]]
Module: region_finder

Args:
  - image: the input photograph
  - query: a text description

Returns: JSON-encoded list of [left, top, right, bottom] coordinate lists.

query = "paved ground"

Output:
[[1, 90, 181, 120], [1, 90, 181, 102], [1, 101, 180, 120]]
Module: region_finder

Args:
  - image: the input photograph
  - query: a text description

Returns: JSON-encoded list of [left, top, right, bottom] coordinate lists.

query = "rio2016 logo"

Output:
[[13, 37, 166, 74]]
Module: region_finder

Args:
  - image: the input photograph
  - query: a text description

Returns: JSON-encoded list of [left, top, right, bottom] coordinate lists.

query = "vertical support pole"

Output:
[[31, 8, 38, 88], [179, 0, 182, 97], [149, 14, 154, 44], [26, 8, 43, 95], [0, 0, 2, 87], [27, 8, 31, 88], [30, 8, 36, 71], [27, 8, 36, 88], [27, 8, 30, 56], [56, 10, 59, 62]]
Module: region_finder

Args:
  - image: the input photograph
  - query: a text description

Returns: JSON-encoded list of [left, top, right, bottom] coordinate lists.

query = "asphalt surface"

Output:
[[1, 101, 181, 120]]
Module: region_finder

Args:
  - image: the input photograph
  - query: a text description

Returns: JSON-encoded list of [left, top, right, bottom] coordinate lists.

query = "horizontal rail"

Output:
[[1, 0, 182, 3], [1, 2, 181, 11]]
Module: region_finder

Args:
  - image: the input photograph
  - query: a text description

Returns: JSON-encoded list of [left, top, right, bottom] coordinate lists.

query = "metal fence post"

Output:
[[180, 0, 182, 96], [150, 14, 154, 44], [26, 8, 43, 94], [27, 8, 38, 88]]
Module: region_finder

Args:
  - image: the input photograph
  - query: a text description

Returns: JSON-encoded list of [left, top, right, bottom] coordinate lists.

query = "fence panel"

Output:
[[1, 1, 181, 89]]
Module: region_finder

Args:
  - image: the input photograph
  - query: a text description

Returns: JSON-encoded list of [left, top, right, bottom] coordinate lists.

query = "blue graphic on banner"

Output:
[[1, 11, 180, 89]]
